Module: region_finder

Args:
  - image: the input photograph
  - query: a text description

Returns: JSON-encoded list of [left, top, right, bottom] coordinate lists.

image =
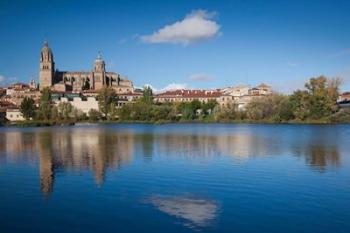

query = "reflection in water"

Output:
[[0, 128, 135, 197], [289, 128, 341, 171], [146, 195, 219, 228], [0, 125, 344, 197], [154, 134, 282, 159]]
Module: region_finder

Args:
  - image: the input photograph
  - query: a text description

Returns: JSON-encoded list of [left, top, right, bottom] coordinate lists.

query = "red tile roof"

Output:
[[156, 89, 222, 98], [0, 100, 16, 107], [119, 92, 142, 96]]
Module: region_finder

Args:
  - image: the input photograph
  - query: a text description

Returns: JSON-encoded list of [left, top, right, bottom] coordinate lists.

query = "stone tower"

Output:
[[93, 52, 106, 90], [39, 40, 55, 90]]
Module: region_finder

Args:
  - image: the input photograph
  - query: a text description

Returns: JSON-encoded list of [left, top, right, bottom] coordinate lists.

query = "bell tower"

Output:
[[39, 40, 55, 90], [93, 52, 106, 90]]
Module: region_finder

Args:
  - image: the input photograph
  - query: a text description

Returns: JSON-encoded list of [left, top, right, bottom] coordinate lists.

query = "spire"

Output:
[[44, 39, 48, 47], [94, 51, 105, 72]]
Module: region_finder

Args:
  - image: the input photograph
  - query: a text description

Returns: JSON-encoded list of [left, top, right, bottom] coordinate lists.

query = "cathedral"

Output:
[[39, 41, 134, 93]]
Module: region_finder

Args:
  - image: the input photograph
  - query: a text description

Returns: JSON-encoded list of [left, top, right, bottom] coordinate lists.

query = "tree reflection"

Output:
[[0, 128, 135, 197], [292, 143, 340, 172], [0, 125, 345, 197]]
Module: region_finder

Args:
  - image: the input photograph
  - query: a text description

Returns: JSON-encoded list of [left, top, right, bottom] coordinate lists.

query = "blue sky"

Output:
[[1, 0, 350, 92]]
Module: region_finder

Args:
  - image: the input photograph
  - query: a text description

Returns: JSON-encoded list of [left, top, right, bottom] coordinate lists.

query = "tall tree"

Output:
[[57, 102, 74, 120], [142, 86, 153, 104], [97, 86, 117, 119], [38, 87, 52, 120], [290, 76, 342, 121], [20, 97, 36, 120], [305, 76, 340, 119]]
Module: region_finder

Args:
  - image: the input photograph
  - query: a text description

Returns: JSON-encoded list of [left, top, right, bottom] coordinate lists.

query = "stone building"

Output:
[[155, 89, 223, 103], [39, 41, 134, 93], [4, 82, 41, 106]]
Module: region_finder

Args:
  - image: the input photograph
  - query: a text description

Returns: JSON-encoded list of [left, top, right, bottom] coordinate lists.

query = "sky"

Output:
[[1, 0, 350, 93]]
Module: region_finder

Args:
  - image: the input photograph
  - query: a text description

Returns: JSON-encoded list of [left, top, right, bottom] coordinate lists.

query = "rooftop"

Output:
[[156, 89, 222, 98]]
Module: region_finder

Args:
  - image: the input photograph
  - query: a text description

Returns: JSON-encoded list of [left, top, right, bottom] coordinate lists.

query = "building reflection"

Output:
[[0, 128, 135, 197], [153, 133, 285, 159], [0, 126, 343, 197], [153, 131, 341, 171]]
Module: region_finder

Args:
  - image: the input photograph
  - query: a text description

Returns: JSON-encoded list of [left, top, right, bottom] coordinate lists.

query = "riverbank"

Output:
[[2, 118, 348, 127]]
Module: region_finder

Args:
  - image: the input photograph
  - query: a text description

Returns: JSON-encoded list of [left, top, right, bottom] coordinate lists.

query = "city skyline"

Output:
[[1, 0, 350, 93]]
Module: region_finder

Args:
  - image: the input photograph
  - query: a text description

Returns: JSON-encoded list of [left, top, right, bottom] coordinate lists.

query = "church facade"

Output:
[[39, 41, 134, 93]]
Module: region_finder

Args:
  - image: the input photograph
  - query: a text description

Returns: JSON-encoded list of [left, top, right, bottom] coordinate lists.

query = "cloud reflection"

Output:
[[146, 195, 219, 228], [0, 125, 346, 198]]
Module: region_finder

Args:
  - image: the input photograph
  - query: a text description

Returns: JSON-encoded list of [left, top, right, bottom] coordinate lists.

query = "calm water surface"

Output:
[[0, 124, 349, 233]]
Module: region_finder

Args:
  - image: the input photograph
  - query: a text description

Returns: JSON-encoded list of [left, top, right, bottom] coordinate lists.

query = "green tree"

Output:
[[291, 76, 341, 121], [97, 87, 117, 119], [20, 97, 36, 120], [289, 90, 310, 120], [142, 86, 154, 104], [88, 109, 102, 121], [108, 102, 118, 120], [57, 102, 74, 120], [38, 87, 52, 120], [245, 94, 291, 122], [201, 100, 218, 116], [51, 106, 59, 121], [214, 103, 240, 121]]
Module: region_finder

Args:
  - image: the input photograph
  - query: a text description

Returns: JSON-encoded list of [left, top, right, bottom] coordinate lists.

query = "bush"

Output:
[[331, 108, 350, 123], [88, 109, 102, 121]]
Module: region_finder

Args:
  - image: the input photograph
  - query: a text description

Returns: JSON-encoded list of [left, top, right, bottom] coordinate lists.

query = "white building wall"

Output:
[[6, 109, 25, 121], [55, 97, 99, 114]]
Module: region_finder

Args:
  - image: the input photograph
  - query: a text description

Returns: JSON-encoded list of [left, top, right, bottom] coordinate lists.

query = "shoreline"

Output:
[[1, 119, 349, 127]]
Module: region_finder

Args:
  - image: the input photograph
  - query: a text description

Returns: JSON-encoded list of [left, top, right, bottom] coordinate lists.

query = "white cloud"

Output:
[[142, 83, 189, 93], [141, 10, 221, 45], [189, 73, 213, 81], [0, 75, 4, 84]]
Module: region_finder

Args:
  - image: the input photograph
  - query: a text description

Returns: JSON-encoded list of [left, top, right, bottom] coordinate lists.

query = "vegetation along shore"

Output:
[[2, 75, 350, 126]]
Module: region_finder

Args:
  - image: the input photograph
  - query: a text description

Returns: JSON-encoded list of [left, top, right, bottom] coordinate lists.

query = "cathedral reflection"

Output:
[[0, 128, 135, 197], [0, 126, 343, 197]]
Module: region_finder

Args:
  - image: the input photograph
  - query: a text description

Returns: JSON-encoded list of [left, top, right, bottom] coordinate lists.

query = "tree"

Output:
[[291, 76, 341, 120], [214, 103, 240, 121], [245, 94, 291, 122], [57, 102, 74, 120], [108, 102, 118, 120], [142, 86, 153, 104], [202, 100, 218, 116], [20, 97, 35, 120], [88, 109, 102, 121], [38, 87, 52, 120], [97, 87, 117, 119], [51, 106, 59, 121], [289, 90, 310, 120]]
